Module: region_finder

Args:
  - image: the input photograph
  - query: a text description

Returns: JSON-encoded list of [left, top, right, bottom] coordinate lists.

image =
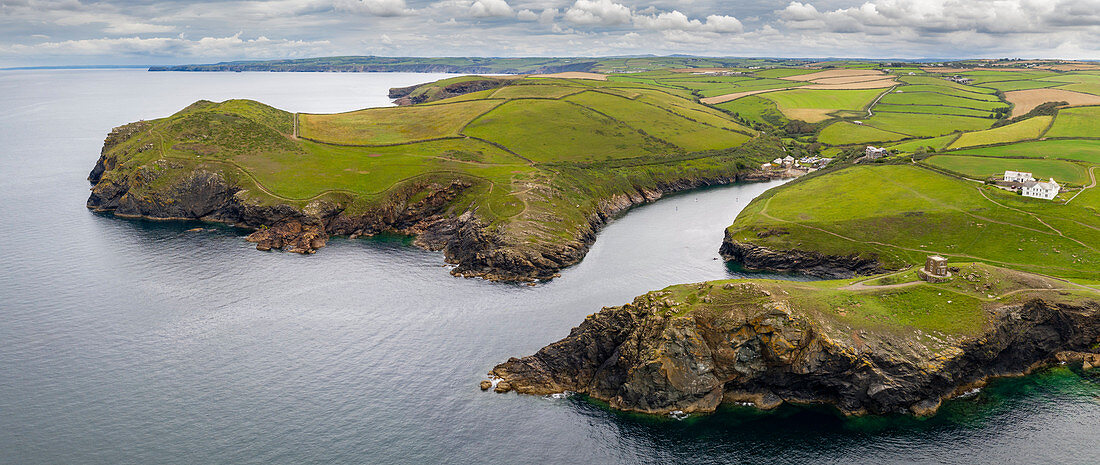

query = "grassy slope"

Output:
[[924, 155, 1090, 185], [726, 164, 1100, 280], [947, 116, 1053, 149]]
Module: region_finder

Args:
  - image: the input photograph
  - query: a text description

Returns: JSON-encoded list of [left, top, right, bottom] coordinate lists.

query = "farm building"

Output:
[[1004, 170, 1035, 183], [865, 146, 888, 159], [1021, 178, 1061, 200]]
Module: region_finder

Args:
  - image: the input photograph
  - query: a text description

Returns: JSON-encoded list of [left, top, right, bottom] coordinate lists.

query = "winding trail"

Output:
[[1064, 166, 1097, 205], [865, 85, 897, 118]]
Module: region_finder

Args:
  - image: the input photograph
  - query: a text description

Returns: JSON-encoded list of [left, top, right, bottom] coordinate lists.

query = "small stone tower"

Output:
[[919, 255, 951, 282]]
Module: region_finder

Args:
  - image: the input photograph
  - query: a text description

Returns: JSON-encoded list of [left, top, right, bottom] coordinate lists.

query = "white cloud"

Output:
[[634, 11, 743, 33], [516, 9, 538, 21], [777, 0, 1100, 34], [2, 33, 332, 58], [334, 0, 413, 17], [469, 0, 512, 17], [563, 0, 631, 26]]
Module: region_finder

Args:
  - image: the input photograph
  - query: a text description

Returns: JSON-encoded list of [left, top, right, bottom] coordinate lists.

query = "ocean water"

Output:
[[0, 69, 1097, 464]]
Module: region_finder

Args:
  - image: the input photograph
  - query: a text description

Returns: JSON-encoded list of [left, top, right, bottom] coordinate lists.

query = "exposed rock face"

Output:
[[490, 291, 1100, 416], [720, 238, 888, 279]]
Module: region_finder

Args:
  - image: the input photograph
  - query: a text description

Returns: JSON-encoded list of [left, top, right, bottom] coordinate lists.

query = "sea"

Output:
[[0, 69, 1096, 464]]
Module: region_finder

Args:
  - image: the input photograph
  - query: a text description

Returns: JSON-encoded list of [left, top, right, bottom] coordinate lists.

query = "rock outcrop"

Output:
[[489, 282, 1100, 416], [720, 237, 888, 279]]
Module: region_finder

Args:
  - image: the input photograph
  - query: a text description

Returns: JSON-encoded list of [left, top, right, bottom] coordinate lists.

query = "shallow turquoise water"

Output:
[[0, 70, 1096, 464]]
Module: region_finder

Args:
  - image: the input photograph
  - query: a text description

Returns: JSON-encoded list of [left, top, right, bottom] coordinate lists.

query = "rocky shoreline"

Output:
[[486, 283, 1100, 416], [86, 123, 797, 282], [719, 239, 890, 279]]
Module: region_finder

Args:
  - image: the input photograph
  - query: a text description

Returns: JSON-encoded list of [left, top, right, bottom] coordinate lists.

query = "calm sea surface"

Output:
[[0, 70, 1097, 464]]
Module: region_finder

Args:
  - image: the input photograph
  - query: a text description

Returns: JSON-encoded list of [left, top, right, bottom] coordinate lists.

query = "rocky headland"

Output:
[[87, 118, 796, 282], [487, 268, 1100, 416]]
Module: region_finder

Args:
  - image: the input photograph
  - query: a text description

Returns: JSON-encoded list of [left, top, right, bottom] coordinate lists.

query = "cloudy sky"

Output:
[[2, 0, 1099, 67]]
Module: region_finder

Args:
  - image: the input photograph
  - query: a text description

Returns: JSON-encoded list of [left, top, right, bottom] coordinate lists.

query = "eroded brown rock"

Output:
[[490, 293, 1100, 417]]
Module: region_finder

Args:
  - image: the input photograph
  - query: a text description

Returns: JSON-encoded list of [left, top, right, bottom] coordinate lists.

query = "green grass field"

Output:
[[947, 116, 1053, 149], [952, 139, 1100, 164], [726, 164, 1100, 280], [299, 100, 499, 145], [878, 92, 1004, 111], [564, 91, 750, 151], [716, 95, 787, 126], [892, 85, 1001, 100], [1045, 106, 1100, 138], [490, 84, 586, 100], [818, 121, 908, 145], [873, 104, 992, 118], [923, 155, 1090, 185], [760, 88, 885, 122], [463, 99, 669, 162], [888, 134, 960, 152], [865, 112, 992, 138]]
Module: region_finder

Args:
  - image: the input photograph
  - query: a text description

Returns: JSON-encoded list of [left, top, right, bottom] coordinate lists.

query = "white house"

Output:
[[865, 146, 888, 158], [1021, 178, 1061, 200], [783, 155, 795, 166], [1004, 170, 1035, 183]]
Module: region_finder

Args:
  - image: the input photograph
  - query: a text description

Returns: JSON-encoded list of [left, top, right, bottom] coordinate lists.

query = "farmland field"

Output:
[[818, 121, 907, 145], [760, 88, 885, 122], [462, 99, 669, 162], [952, 139, 1100, 164], [873, 104, 991, 117], [888, 134, 960, 152], [864, 112, 992, 138], [923, 155, 1090, 185], [947, 116, 1053, 149], [1044, 106, 1100, 138], [299, 100, 500, 145], [1005, 88, 1100, 117], [879, 92, 1004, 110]]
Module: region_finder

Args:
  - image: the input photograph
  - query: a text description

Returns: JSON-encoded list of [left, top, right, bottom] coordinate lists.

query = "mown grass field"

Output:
[[923, 155, 1090, 185], [1045, 106, 1100, 138], [759, 88, 885, 122], [947, 116, 1053, 149], [952, 139, 1100, 164], [299, 100, 500, 145], [865, 112, 992, 138], [818, 122, 907, 145]]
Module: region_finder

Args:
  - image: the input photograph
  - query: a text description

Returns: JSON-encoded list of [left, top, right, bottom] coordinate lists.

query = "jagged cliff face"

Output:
[[490, 281, 1100, 416]]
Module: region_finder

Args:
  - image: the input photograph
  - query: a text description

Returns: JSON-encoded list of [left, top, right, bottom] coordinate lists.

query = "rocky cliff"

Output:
[[487, 277, 1100, 416], [719, 237, 888, 279]]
